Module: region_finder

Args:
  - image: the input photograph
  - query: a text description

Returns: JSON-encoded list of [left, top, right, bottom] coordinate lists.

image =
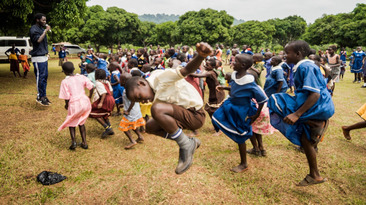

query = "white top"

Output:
[[146, 67, 203, 110], [92, 80, 113, 103]]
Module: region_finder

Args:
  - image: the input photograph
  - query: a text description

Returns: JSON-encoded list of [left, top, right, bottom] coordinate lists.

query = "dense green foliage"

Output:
[[1, 2, 366, 49]]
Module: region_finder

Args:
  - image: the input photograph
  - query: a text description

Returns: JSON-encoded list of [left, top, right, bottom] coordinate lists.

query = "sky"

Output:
[[86, 0, 363, 24]]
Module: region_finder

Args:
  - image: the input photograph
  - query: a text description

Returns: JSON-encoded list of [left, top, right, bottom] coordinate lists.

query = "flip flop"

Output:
[[230, 166, 249, 173], [297, 174, 327, 186]]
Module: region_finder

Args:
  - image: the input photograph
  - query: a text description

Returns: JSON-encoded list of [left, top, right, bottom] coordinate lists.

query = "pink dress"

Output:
[[58, 74, 94, 131], [251, 101, 276, 135]]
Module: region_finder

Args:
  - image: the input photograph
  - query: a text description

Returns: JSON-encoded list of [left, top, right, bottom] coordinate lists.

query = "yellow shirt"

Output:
[[9, 53, 17, 60], [147, 67, 203, 110]]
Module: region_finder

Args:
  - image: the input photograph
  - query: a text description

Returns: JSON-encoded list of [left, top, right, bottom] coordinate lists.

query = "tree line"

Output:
[[1, 1, 365, 51]]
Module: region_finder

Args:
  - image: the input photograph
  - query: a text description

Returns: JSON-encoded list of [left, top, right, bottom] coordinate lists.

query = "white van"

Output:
[[0, 36, 33, 61]]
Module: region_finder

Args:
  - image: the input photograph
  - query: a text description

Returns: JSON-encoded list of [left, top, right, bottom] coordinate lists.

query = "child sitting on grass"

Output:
[[89, 69, 115, 138], [118, 72, 145, 149], [267, 40, 334, 186], [58, 62, 94, 150], [213, 54, 268, 173], [124, 42, 213, 174]]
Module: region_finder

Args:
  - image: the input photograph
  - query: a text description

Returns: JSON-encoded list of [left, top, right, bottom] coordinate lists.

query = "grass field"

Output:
[[0, 59, 365, 204]]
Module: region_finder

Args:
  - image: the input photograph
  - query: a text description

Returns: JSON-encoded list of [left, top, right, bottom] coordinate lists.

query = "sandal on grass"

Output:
[[230, 166, 249, 173], [297, 174, 327, 186], [246, 148, 261, 156]]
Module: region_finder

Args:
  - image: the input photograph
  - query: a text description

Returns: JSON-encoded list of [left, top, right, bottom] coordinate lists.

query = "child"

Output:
[[263, 52, 273, 78], [252, 53, 265, 86], [342, 102, 366, 140], [58, 46, 66, 67], [212, 54, 268, 172], [118, 72, 145, 149], [93, 53, 110, 78], [18, 49, 30, 78], [124, 42, 213, 174], [215, 60, 226, 85], [263, 56, 288, 97], [267, 40, 334, 186], [5, 48, 21, 77], [190, 58, 225, 118], [137, 48, 147, 70], [58, 62, 94, 150], [351, 47, 366, 83], [151, 57, 164, 72], [89, 69, 115, 138], [327, 45, 341, 83], [109, 62, 124, 116], [339, 61, 346, 81], [78, 58, 87, 76]]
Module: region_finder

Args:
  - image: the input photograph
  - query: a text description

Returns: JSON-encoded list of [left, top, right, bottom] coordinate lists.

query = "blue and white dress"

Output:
[[351, 51, 366, 73], [263, 65, 288, 97], [212, 73, 268, 144], [111, 70, 124, 105], [267, 60, 335, 146]]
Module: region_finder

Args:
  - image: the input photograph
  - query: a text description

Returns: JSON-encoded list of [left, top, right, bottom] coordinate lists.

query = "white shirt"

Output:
[[147, 67, 203, 110]]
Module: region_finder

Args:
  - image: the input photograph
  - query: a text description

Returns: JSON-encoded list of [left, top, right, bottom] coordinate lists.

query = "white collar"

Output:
[[271, 65, 282, 71], [231, 71, 254, 85], [293, 59, 313, 73], [65, 73, 79, 79]]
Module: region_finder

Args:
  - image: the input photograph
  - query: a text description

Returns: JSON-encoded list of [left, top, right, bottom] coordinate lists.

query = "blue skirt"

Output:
[[212, 99, 257, 144], [268, 92, 334, 146], [113, 85, 124, 104]]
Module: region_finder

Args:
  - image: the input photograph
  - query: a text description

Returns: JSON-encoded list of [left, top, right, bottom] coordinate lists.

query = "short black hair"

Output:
[[125, 76, 143, 99], [176, 52, 186, 62], [131, 70, 142, 77], [62, 62, 75, 74], [309, 48, 317, 56], [207, 58, 216, 67], [95, 69, 106, 80], [34, 13, 45, 21], [86, 63, 96, 71], [128, 58, 138, 67], [271, 56, 282, 66], [167, 49, 175, 57], [216, 60, 222, 66], [286, 40, 311, 57], [137, 48, 145, 54]]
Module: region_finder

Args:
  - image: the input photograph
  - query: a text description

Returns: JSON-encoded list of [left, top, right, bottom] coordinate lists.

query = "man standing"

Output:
[[29, 13, 51, 106]]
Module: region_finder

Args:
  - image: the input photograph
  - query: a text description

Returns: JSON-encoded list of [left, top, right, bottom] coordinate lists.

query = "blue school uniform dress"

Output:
[[111, 70, 124, 104], [212, 73, 268, 144], [264, 58, 272, 78], [340, 51, 347, 64], [267, 60, 335, 146], [263, 65, 288, 97], [97, 58, 110, 77], [351, 51, 366, 73]]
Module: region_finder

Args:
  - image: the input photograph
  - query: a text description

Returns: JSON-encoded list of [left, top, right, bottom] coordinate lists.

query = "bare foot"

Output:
[[230, 164, 248, 173], [136, 138, 144, 143], [124, 141, 137, 149], [342, 126, 351, 140]]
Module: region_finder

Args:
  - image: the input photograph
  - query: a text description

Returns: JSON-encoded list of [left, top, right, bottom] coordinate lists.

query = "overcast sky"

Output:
[[86, 0, 363, 23]]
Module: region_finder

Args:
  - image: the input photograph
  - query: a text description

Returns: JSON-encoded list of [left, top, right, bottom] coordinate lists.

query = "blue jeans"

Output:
[[33, 61, 48, 98]]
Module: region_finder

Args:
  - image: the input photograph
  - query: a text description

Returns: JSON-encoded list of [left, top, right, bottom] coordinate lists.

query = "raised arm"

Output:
[[180, 42, 213, 77]]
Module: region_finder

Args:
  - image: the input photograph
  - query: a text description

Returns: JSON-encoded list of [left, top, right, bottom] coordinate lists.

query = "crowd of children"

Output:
[[39, 40, 364, 186]]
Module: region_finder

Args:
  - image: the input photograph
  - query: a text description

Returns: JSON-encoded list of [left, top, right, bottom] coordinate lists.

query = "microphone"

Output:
[[46, 24, 51, 32]]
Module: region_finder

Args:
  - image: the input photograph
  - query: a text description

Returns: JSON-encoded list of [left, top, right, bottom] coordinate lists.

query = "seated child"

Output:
[[58, 62, 94, 150], [267, 40, 334, 186], [118, 72, 145, 149], [89, 69, 115, 138], [18, 49, 30, 78], [213, 54, 268, 172], [263, 56, 288, 97], [109, 62, 124, 116], [124, 42, 213, 174]]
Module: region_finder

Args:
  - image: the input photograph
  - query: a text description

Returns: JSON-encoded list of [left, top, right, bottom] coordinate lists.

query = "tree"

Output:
[[136, 21, 157, 47], [155, 21, 179, 47], [0, 0, 87, 37], [230, 21, 275, 52], [177, 9, 233, 45], [268, 16, 307, 47]]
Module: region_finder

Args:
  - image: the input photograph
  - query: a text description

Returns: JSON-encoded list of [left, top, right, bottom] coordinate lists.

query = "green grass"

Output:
[[0, 59, 365, 204]]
